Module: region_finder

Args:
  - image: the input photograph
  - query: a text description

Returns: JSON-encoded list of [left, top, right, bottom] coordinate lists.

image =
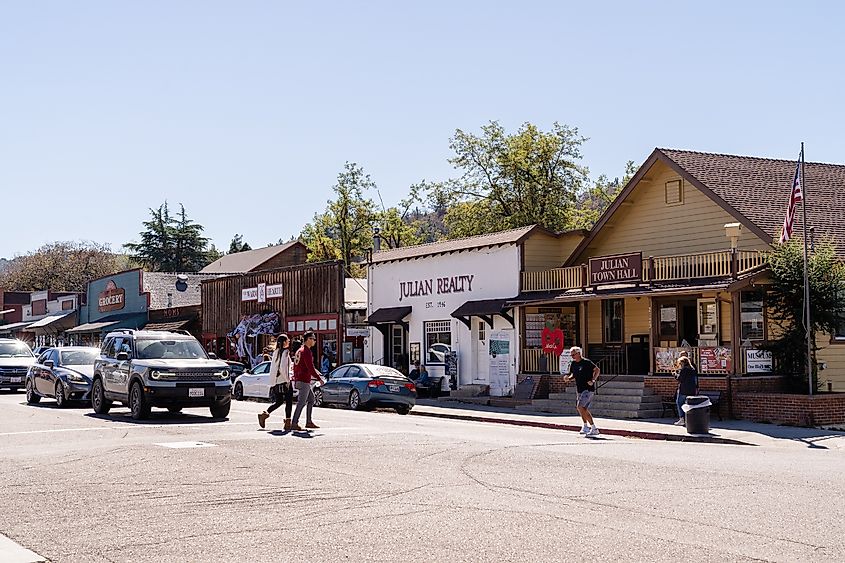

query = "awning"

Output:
[[367, 306, 412, 325], [66, 320, 120, 334], [143, 319, 192, 332], [451, 298, 515, 328], [0, 321, 34, 333], [508, 280, 732, 307], [26, 311, 77, 330]]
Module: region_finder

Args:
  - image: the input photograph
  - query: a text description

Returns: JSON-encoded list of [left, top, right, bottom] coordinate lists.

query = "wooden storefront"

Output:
[[201, 261, 345, 369]]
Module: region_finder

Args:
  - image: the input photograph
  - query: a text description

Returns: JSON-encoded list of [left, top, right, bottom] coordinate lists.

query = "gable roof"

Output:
[[200, 241, 306, 274], [569, 148, 845, 262], [371, 225, 583, 264]]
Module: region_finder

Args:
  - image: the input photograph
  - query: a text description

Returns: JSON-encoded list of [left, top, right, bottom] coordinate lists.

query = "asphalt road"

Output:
[[1, 390, 843, 563]]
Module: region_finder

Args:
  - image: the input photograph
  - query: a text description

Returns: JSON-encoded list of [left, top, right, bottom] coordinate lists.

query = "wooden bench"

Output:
[[661, 391, 723, 420]]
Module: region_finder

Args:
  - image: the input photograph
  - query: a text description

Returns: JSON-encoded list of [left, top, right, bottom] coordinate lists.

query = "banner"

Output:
[[745, 348, 773, 373], [488, 330, 512, 397], [699, 346, 732, 373]]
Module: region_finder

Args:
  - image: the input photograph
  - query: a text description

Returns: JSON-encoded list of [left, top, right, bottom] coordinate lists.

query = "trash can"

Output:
[[682, 395, 712, 434]]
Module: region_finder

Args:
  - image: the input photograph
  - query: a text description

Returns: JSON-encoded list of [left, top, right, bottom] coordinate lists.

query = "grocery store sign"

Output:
[[98, 280, 125, 313]]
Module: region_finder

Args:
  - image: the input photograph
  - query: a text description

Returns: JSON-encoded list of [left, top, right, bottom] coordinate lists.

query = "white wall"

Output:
[[368, 245, 521, 390]]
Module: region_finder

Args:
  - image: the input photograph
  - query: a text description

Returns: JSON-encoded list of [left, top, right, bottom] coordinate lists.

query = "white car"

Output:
[[231, 361, 318, 401]]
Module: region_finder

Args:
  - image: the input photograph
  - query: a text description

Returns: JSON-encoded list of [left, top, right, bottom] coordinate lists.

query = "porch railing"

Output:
[[520, 348, 559, 374], [522, 249, 769, 292]]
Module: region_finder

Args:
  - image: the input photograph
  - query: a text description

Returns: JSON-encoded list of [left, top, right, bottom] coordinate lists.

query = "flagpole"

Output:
[[800, 142, 813, 395]]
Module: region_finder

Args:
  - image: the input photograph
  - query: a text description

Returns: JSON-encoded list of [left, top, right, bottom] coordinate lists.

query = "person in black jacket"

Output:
[[674, 356, 699, 425]]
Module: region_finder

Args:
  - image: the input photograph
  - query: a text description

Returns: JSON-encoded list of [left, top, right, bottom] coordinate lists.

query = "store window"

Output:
[[658, 303, 677, 339], [523, 307, 579, 349], [478, 321, 486, 343], [425, 320, 452, 364], [741, 289, 765, 341], [603, 299, 624, 343]]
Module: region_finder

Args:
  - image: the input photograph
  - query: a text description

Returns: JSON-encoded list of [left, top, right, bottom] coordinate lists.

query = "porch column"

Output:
[[730, 291, 741, 376], [579, 301, 588, 350], [648, 296, 656, 375]]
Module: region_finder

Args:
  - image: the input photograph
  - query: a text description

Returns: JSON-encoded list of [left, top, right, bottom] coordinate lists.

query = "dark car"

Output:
[[315, 363, 416, 414], [225, 360, 247, 383], [25, 346, 99, 407], [0, 338, 36, 391]]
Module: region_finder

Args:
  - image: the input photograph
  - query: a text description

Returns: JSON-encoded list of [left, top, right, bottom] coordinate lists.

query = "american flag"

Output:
[[779, 160, 803, 244]]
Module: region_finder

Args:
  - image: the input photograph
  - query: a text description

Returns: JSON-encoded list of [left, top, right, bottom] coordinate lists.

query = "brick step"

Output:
[[552, 388, 657, 398]]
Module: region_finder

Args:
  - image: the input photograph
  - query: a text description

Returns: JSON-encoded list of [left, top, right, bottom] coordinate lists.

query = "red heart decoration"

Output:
[[541, 327, 565, 356]]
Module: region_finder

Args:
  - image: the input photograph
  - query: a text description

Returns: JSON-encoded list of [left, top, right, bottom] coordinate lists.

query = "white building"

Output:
[[367, 226, 585, 395]]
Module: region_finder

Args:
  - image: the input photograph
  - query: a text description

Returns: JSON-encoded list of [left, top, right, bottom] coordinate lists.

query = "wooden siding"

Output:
[[580, 160, 771, 260], [202, 261, 344, 335], [257, 245, 309, 271], [624, 297, 650, 342], [522, 231, 586, 271], [720, 297, 732, 344], [588, 300, 602, 343], [815, 335, 845, 392]]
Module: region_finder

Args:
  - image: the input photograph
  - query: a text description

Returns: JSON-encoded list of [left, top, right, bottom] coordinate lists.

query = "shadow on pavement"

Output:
[[85, 412, 227, 425]]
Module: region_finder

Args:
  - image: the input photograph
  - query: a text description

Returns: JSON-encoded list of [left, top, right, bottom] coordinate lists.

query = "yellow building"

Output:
[[516, 148, 845, 394]]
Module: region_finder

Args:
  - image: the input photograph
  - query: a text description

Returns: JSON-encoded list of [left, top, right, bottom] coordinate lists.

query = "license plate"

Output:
[[388, 385, 400, 393], [188, 388, 205, 398], [11, 377, 22, 383]]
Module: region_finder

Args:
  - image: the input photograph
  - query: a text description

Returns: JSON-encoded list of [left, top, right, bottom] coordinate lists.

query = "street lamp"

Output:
[[724, 223, 742, 249]]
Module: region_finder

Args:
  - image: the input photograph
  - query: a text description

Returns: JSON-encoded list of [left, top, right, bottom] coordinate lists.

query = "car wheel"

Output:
[[395, 405, 411, 415], [233, 382, 243, 401], [55, 381, 66, 408], [91, 378, 112, 414], [348, 389, 361, 410], [129, 382, 151, 420], [167, 406, 183, 414], [209, 398, 231, 419], [314, 387, 324, 407], [25, 379, 40, 404]]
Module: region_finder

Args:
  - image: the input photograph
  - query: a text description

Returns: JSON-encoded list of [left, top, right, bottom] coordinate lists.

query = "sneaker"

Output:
[[305, 422, 320, 429], [587, 426, 601, 437], [258, 412, 269, 429], [673, 418, 685, 426], [579, 424, 590, 434]]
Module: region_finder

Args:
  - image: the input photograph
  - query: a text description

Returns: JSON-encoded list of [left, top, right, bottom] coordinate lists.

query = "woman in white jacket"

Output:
[[258, 334, 294, 430]]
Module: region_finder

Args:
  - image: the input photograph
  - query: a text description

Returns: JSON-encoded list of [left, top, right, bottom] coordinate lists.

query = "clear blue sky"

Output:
[[2, 1, 843, 260]]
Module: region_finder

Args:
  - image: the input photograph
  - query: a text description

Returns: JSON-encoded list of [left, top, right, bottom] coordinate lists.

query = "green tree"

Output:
[[573, 160, 638, 229], [125, 202, 213, 272], [0, 241, 131, 292], [374, 183, 430, 249], [300, 162, 378, 274], [438, 121, 589, 236], [228, 234, 252, 254], [765, 239, 845, 391]]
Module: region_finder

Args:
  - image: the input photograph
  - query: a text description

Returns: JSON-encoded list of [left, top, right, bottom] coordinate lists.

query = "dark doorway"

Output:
[[679, 301, 698, 346]]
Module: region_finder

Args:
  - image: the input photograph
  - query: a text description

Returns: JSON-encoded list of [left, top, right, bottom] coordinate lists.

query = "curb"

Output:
[[410, 409, 754, 446]]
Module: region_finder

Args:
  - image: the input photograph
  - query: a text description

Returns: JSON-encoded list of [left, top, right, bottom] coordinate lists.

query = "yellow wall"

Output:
[[588, 300, 602, 342], [522, 231, 585, 271], [577, 160, 770, 261], [624, 297, 650, 342], [720, 295, 732, 345], [815, 334, 845, 392]]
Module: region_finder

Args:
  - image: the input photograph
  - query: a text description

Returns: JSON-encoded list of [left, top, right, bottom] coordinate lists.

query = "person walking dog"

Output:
[[258, 335, 294, 431], [290, 331, 324, 432], [563, 346, 601, 436]]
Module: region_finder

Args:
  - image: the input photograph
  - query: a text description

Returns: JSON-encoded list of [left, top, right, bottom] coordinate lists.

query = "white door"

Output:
[[475, 320, 489, 383]]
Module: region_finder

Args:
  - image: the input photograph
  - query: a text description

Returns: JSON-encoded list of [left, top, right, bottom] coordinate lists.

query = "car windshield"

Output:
[[135, 339, 208, 360], [0, 342, 33, 358], [60, 350, 99, 366]]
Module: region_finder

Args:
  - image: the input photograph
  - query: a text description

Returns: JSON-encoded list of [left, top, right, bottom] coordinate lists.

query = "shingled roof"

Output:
[[370, 225, 552, 264], [200, 241, 306, 274], [657, 148, 845, 257]]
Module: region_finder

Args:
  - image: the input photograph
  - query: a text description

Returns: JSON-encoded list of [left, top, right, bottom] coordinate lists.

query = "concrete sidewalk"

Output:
[[412, 399, 845, 449]]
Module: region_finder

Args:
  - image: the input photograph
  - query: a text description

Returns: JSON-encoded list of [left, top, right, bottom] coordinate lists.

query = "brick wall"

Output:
[[733, 393, 845, 426], [644, 376, 784, 421]]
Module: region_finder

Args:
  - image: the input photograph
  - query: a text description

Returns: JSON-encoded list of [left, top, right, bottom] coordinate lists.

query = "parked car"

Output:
[[25, 346, 99, 407], [31, 346, 51, 357], [224, 360, 247, 383], [232, 361, 314, 402], [0, 338, 36, 391], [315, 363, 416, 414], [91, 329, 232, 420], [428, 343, 450, 363]]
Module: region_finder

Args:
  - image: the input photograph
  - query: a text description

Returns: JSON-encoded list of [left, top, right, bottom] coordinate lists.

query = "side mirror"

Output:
[[208, 352, 218, 359], [116, 352, 129, 361], [43, 360, 55, 369]]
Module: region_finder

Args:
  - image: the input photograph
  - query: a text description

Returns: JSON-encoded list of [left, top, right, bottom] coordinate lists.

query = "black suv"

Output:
[[91, 329, 232, 420]]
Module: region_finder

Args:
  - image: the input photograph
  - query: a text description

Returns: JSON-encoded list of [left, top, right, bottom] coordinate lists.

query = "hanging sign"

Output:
[[541, 327, 565, 356], [98, 280, 126, 313], [588, 252, 643, 285], [242, 283, 283, 302]]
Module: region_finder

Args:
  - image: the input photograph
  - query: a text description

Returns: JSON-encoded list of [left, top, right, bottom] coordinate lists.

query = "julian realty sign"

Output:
[[399, 275, 474, 302], [589, 252, 643, 285]]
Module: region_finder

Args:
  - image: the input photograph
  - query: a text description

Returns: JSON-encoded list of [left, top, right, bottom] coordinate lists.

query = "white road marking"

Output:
[[155, 441, 217, 448], [0, 533, 46, 563]]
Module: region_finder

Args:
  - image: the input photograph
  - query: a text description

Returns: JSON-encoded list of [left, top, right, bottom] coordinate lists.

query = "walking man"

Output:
[[563, 346, 601, 436], [290, 331, 324, 432]]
